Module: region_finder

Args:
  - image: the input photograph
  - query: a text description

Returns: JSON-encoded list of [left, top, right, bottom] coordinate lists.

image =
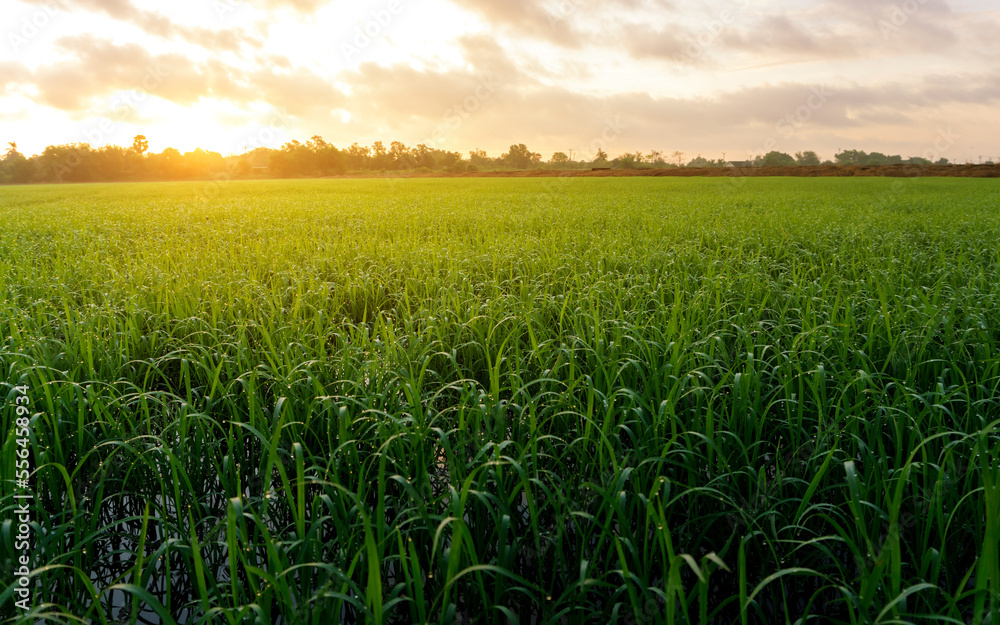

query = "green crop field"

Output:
[[1, 177, 999, 624]]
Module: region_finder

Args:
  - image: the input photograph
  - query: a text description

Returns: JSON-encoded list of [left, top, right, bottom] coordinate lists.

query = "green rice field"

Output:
[[1, 177, 999, 624]]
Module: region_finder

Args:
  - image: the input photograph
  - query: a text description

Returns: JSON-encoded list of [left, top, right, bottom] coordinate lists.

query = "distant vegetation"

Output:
[[0, 136, 956, 184]]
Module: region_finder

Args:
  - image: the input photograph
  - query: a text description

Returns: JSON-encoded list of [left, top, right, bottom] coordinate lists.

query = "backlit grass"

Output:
[[1, 177, 999, 624]]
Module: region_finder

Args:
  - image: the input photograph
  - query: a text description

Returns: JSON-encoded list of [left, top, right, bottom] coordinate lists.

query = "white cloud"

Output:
[[1, 0, 998, 161]]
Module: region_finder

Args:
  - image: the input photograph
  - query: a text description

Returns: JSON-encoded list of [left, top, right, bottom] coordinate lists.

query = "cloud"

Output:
[[346, 62, 497, 124], [4, 0, 999, 160], [621, 24, 696, 62], [261, 0, 327, 12], [452, 0, 984, 68], [5, 35, 342, 119], [455, 0, 586, 47], [327, 46, 1000, 158], [717, 7, 961, 62], [249, 66, 344, 117], [451, 0, 673, 48], [0, 61, 30, 89], [456, 35, 532, 84], [27, 36, 214, 110], [20, 0, 258, 50]]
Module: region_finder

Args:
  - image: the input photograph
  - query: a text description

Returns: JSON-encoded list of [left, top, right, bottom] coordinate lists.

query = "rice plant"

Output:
[[1, 177, 999, 624]]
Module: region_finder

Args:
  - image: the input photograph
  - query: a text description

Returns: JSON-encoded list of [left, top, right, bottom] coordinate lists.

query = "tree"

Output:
[[390, 141, 411, 168], [300, 136, 345, 174], [614, 152, 641, 168], [307, 135, 328, 150], [93, 144, 132, 180], [687, 155, 713, 168], [19, 134, 969, 183], [36, 143, 97, 182], [411, 144, 432, 168], [371, 141, 388, 169], [439, 150, 462, 168], [795, 150, 820, 166], [180, 148, 225, 179], [468, 149, 491, 168], [756, 151, 796, 167], [835, 149, 867, 165], [502, 144, 541, 169], [0, 142, 34, 183], [268, 140, 318, 176], [864, 152, 893, 166], [347, 143, 371, 169]]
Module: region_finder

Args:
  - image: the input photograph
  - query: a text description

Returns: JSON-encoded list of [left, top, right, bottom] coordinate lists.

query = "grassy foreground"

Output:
[[1, 177, 999, 624]]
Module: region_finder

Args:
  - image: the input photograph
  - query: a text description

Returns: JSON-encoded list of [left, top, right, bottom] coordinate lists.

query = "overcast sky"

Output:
[[1, 0, 998, 162]]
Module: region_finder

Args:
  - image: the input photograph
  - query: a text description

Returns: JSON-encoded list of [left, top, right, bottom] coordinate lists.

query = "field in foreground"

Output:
[[1, 177, 999, 624]]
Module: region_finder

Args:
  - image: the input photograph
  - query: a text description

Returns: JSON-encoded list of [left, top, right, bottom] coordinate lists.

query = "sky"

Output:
[[1, 0, 998, 163]]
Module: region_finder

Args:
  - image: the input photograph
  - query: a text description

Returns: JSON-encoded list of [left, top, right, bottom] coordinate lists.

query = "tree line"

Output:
[[0, 136, 958, 184]]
